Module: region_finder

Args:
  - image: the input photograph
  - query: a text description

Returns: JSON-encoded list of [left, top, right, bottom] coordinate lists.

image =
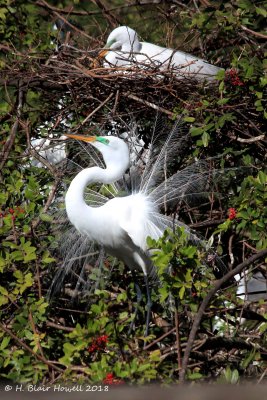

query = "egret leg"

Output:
[[144, 275, 152, 337], [128, 281, 142, 334]]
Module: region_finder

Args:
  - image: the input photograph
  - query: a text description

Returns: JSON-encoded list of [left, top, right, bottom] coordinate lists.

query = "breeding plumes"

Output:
[[100, 26, 223, 81], [49, 121, 226, 335]]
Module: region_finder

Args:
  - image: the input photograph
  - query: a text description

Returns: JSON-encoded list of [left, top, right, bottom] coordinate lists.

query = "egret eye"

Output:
[[96, 137, 109, 145], [112, 43, 122, 51]]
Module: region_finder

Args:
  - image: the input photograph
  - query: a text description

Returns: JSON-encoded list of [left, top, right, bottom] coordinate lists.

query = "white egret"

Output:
[[30, 137, 66, 168], [51, 123, 226, 335], [236, 271, 267, 301], [100, 26, 223, 81]]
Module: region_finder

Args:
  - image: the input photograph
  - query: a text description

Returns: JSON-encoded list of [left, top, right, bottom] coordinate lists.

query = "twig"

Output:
[[228, 234, 234, 267], [241, 25, 267, 40], [257, 367, 267, 384], [28, 311, 45, 359], [32, 178, 61, 230], [174, 306, 182, 370], [123, 93, 174, 117], [189, 218, 225, 229], [112, 89, 120, 116], [0, 322, 64, 372], [46, 321, 74, 332], [36, 0, 95, 41], [35, 259, 42, 299], [90, 0, 120, 27], [236, 134, 265, 143], [0, 82, 23, 176], [80, 92, 114, 126], [36, 0, 163, 17], [179, 248, 267, 382], [143, 327, 176, 350]]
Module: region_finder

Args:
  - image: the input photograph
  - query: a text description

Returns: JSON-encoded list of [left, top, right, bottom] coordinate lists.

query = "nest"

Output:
[[2, 41, 220, 134]]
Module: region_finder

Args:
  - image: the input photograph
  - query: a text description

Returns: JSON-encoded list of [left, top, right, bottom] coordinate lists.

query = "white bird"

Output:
[[51, 123, 225, 335], [99, 26, 223, 81], [30, 137, 66, 168], [236, 271, 267, 301]]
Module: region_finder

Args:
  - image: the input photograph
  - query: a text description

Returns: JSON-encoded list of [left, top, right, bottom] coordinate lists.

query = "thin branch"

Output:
[[174, 306, 182, 370], [189, 218, 225, 229], [123, 93, 174, 117], [179, 248, 267, 382], [0, 322, 64, 373], [80, 92, 114, 127], [241, 25, 267, 40], [46, 321, 74, 332], [0, 82, 23, 175], [36, 0, 163, 17], [144, 327, 176, 350], [236, 134, 265, 143]]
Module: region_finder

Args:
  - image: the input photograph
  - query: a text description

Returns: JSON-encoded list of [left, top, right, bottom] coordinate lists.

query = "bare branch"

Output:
[[179, 249, 267, 382]]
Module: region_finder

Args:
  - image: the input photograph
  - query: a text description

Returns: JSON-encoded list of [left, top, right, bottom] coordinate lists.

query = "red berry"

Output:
[[228, 208, 237, 220]]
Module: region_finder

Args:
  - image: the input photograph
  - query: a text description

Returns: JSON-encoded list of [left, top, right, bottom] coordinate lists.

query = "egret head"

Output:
[[99, 26, 141, 59], [65, 134, 130, 172]]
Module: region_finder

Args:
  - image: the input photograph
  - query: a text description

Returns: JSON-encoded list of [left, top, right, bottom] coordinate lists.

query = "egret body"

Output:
[[53, 126, 223, 334], [100, 26, 223, 81], [65, 135, 156, 277]]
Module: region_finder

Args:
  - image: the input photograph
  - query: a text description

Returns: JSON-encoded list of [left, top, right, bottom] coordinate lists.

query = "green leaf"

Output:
[[258, 171, 266, 184], [0, 336, 10, 350], [190, 126, 203, 136], [183, 116, 195, 123], [201, 131, 210, 147], [256, 7, 267, 17], [188, 372, 203, 380]]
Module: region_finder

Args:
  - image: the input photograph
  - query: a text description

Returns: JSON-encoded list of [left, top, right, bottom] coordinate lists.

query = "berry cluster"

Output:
[[225, 69, 244, 86], [228, 207, 237, 220], [103, 372, 124, 385], [0, 206, 25, 221], [88, 335, 108, 353]]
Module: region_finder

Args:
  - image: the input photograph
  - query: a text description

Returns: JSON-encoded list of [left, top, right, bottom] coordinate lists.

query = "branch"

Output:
[[236, 134, 265, 143], [0, 83, 24, 175], [123, 92, 174, 117], [179, 248, 267, 382], [36, 0, 163, 16], [80, 92, 114, 126], [241, 25, 267, 40], [0, 322, 64, 373]]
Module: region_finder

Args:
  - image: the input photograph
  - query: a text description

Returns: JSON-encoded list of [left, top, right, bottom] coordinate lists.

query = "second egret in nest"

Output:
[[99, 26, 223, 81]]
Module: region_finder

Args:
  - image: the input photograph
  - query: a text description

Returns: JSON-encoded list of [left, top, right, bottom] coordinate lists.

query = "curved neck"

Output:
[[65, 165, 124, 231], [123, 37, 141, 53]]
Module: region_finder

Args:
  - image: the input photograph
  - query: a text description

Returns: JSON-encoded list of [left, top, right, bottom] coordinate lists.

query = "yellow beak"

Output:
[[65, 133, 96, 143], [98, 48, 109, 59]]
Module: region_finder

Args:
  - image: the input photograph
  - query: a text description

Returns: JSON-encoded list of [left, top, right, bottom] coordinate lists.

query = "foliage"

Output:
[[0, 0, 266, 387]]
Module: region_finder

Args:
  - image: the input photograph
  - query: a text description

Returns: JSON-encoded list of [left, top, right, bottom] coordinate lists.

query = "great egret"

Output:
[[30, 137, 66, 168], [99, 26, 223, 81], [236, 271, 267, 301], [51, 122, 226, 335]]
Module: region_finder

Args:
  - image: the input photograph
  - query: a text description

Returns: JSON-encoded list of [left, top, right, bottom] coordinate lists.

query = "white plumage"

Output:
[[30, 137, 66, 168], [65, 135, 163, 276], [50, 122, 228, 318], [101, 26, 223, 81]]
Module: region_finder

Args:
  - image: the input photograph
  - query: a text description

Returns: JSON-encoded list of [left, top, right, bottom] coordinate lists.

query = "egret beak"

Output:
[[65, 133, 96, 143], [98, 48, 109, 59]]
